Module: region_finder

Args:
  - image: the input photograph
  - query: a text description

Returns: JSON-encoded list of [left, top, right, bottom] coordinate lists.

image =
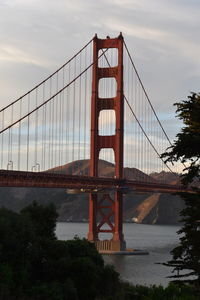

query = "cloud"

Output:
[[0, 0, 199, 149], [0, 44, 51, 66]]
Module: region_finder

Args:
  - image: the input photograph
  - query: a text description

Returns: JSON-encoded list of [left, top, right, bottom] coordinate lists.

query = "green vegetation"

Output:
[[163, 192, 200, 286], [0, 201, 121, 299], [161, 92, 200, 185], [0, 201, 199, 299], [161, 93, 200, 287], [120, 282, 198, 300]]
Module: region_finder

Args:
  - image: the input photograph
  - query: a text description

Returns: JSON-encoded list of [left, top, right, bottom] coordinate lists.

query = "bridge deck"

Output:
[[0, 170, 192, 193]]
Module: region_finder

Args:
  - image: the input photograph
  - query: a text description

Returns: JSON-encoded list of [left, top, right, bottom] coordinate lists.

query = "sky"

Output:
[[0, 0, 200, 142]]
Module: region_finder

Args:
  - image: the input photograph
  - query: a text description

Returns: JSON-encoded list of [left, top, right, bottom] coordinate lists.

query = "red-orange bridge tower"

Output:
[[87, 33, 126, 251]]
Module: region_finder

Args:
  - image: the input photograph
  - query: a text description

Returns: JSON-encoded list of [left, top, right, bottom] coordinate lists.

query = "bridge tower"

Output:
[[87, 33, 126, 252]]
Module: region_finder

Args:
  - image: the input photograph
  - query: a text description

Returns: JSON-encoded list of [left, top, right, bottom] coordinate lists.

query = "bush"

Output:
[[0, 203, 121, 299]]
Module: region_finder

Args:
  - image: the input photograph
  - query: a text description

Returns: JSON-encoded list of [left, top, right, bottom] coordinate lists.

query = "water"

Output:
[[55, 222, 180, 286]]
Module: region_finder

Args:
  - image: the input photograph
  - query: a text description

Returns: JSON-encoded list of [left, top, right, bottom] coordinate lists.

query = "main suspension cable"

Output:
[[0, 38, 93, 112], [123, 41, 173, 147], [124, 95, 175, 174], [101, 49, 176, 175], [0, 46, 110, 135]]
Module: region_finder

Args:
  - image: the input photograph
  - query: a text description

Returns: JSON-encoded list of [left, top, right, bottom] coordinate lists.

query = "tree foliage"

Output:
[[0, 202, 121, 300], [164, 193, 200, 286], [161, 92, 200, 185], [119, 282, 198, 300], [161, 93, 200, 288]]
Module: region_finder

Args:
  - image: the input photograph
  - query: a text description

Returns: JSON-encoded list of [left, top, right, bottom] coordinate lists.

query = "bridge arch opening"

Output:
[[98, 148, 115, 178], [98, 77, 117, 99], [98, 232, 113, 241], [98, 48, 118, 68], [98, 109, 116, 136]]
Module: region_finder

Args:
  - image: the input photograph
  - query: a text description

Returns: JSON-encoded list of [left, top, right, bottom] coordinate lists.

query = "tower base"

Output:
[[99, 248, 149, 255], [95, 240, 126, 252], [93, 240, 149, 255]]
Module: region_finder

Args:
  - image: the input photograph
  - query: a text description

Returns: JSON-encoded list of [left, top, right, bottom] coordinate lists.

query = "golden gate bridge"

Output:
[[0, 33, 190, 252]]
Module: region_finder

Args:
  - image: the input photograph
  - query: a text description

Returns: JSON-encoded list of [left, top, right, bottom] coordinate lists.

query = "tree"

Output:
[[161, 93, 200, 287], [164, 193, 200, 286], [161, 92, 200, 185], [21, 200, 58, 240], [0, 202, 122, 299]]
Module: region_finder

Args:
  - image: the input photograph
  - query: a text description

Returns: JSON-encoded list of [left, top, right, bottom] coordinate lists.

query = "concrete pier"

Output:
[[94, 240, 149, 255], [99, 249, 149, 255]]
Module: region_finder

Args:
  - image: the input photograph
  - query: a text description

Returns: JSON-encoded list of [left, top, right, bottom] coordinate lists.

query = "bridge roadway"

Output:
[[0, 170, 192, 193]]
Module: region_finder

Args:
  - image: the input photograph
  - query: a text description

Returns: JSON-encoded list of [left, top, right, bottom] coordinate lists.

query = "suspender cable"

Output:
[[18, 99, 22, 170], [124, 95, 176, 175], [1, 110, 4, 169], [0, 48, 110, 135], [123, 41, 173, 147], [0, 38, 93, 112], [26, 93, 30, 171]]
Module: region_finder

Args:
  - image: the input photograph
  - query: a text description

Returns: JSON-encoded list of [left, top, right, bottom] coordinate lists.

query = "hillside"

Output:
[[0, 160, 184, 224], [149, 171, 180, 185], [51, 159, 157, 183]]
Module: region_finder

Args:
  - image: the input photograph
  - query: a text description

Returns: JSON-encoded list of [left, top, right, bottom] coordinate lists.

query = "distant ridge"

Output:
[[49, 159, 164, 183]]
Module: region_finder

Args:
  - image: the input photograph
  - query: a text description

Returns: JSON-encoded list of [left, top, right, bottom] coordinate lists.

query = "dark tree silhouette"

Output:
[[0, 202, 122, 299], [161, 93, 200, 287], [161, 92, 200, 185]]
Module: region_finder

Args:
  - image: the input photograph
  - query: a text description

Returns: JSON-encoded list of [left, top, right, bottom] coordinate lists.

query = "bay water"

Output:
[[55, 222, 180, 287]]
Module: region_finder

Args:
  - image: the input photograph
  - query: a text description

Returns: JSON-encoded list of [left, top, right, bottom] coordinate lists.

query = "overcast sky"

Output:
[[0, 0, 200, 141]]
